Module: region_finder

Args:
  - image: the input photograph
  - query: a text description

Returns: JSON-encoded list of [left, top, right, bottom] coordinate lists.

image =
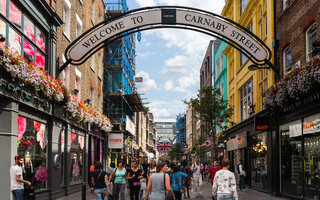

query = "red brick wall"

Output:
[[275, 0, 320, 77]]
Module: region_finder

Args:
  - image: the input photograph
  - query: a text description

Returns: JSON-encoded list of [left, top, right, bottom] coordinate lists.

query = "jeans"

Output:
[[129, 185, 140, 200], [93, 188, 107, 200], [173, 191, 182, 200], [12, 189, 24, 200], [239, 175, 246, 190], [217, 195, 234, 200]]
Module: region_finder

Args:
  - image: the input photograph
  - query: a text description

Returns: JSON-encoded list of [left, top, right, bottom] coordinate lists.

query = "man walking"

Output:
[[191, 158, 203, 197], [237, 159, 247, 191], [10, 155, 31, 200], [212, 158, 238, 200]]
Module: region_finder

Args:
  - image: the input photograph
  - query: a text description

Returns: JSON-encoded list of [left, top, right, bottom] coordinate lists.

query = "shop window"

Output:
[[0, 1, 47, 69], [69, 131, 84, 183], [239, 80, 252, 121], [250, 132, 268, 189], [0, 0, 6, 16], [17, 116, 48, 190], [283, 47, 292, 75], [9, 0, 21, 28], [60, 128, 65, 185], [306, 23, 317, 62], [100, 141, 103, 163], [9, 27, 21, 54], [91, 137, 95, 162], [280, 120, 303, 197]]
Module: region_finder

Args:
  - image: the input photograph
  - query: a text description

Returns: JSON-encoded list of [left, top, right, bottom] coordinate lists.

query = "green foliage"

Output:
[[168, 143, 182, 161], [185, 86, 233, 136], [193, 135, 210, 158]]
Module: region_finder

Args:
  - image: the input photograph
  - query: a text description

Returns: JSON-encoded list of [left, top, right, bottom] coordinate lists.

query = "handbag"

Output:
[[133, 182, 141, 187], [110, 168, 117, 183], [91, 170, 102, 193], [164, 173, 174, 200], [140, 179, 147, 190]]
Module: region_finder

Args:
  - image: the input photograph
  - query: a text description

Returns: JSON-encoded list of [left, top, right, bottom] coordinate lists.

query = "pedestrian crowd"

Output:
[[10, 154, 246, 200]]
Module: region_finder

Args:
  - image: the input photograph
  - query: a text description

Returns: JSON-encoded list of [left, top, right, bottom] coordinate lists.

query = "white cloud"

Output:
[[135, 71, 157, 92], [136, 0, 156, 7], [149, 100, 185, 122], [164, 80, 174, 91]]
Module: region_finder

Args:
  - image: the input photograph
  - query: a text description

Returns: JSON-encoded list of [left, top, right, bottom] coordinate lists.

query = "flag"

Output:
[[157, 141, 173, 151]]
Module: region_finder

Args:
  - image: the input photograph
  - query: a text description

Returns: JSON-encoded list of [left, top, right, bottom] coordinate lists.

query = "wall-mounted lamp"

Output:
[[247, 60, 279, 76]]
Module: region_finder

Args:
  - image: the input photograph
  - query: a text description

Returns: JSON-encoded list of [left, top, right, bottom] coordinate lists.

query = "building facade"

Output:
[[176, 113, 186, 153], [222, 0, 275, 194], [272, 0, 320, 199], [186, 104, 196, 160], [56, 0, 106, 190]]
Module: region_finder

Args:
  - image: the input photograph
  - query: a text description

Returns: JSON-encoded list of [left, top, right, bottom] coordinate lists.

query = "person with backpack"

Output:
[[91, 161, 108, 200], [191, 158, 203, 197], [127, 160, 143, 200], [170, 166, 188, 200], [108, 160, 127, 200]]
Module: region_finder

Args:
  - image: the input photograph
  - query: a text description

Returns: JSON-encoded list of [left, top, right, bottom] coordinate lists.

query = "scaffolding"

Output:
[[104, 0, 142, 124]]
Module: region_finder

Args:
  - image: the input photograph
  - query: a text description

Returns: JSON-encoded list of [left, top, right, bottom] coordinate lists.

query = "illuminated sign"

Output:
[[255, 117, 270, 131]]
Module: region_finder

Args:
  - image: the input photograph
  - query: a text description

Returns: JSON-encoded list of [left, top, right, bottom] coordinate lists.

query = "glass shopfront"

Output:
[[17, 116, 48, 190], [69, 130, 84, 183], [250, 132, 268, 189], [280, 113, 320, 199]]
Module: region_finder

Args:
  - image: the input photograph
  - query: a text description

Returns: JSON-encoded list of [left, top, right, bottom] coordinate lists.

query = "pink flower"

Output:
[[35, 165, 47, 183], [203, 140, 211, 147], [17, 116, 26, 141]]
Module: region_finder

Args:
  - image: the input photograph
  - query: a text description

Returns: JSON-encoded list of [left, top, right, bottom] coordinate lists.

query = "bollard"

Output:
[[82, 182, 86, 200]]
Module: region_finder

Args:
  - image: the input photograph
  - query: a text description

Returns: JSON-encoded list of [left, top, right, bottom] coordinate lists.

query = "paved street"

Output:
[[60, 183, 288, 200]]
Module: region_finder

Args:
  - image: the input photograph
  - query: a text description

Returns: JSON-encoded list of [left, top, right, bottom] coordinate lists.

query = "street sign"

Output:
[[183, 144, 188, 149]]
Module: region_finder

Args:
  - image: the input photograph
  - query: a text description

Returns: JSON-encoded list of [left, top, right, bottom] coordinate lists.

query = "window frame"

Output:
[[91, 0, 95, 24], [305, 23, 317, 62], [283, 46, 292, 75], [63, 0, 71, 40]]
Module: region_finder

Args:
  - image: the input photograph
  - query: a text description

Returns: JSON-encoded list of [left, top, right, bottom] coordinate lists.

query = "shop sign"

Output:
[[255, 117, 270, 131], [238, 131, 247, 148], [289, 123, 302, 137], [303, 114, 320, 134], [0, 78, 49, 109], [108, 134, 123, 149], [125, 116, 135, 136], [65, 7, 271, 69]]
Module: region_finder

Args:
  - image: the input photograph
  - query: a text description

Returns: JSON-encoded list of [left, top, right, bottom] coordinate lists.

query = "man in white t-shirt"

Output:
[[10, 155, 31, 200], [191, 157, 203, 197]]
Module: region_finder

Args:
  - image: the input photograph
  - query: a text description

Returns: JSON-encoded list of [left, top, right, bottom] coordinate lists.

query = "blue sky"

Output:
[[126, 0, 226, 122]]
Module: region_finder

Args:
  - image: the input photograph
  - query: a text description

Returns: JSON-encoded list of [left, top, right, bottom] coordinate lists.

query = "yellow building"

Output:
[[222, 0, 275, 125]]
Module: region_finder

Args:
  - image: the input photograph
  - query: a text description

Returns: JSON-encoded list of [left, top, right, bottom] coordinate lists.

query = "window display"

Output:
[[60, 128, 65, 185], [17, 116, 48, 190], [69, 131, 84, 183], [250, 132, 268, 189], [280, 120, 303, 197]]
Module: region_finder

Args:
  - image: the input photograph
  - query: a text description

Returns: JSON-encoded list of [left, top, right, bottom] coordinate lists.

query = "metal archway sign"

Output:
[[59, 6, 272, 73]]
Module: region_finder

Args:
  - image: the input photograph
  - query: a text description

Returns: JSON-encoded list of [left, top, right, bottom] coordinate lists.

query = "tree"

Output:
[[185, 86, 233, 140], [193, 135, 210, 159], [168, 143, 182, 161]]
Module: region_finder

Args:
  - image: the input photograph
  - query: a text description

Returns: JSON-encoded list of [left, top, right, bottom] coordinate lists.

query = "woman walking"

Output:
[[127, 160, 143, 200], [108, 160, 127, 200], [149, 160, 157, 178], [145, 162, 175, 200], [91, 162, 108, 200]]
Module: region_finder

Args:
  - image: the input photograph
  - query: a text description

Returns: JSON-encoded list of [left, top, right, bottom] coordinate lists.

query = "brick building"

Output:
[[273, 0, 320, 199]]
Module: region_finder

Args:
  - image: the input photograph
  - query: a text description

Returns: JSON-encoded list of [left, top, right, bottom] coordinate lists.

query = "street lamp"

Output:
[[247, 61, 280, 80]]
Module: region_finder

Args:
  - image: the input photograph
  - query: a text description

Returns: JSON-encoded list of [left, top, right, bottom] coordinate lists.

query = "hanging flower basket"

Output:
[[0, 45, 112, 132], [265, 55, 320, 110]]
